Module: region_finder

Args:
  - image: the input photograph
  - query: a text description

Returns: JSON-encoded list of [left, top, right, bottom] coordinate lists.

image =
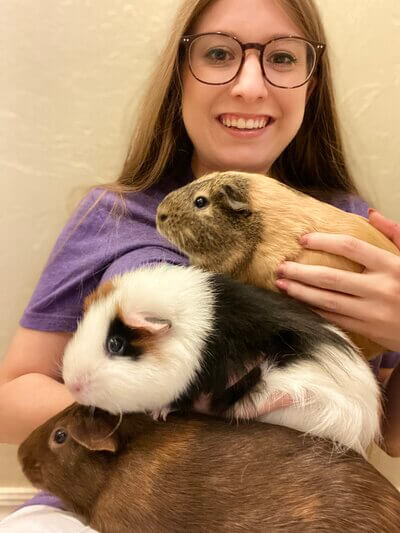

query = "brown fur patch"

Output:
[[116, 305, 166, 359], [19, 404, 400, 532], [243, 172, 400, 359], [83, 280, 115, 313]]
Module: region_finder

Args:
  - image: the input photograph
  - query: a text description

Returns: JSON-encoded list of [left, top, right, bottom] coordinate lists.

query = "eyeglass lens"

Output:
[[188, 34, 316, 88]]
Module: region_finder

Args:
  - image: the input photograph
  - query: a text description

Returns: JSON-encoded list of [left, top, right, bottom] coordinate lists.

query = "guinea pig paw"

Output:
[[150, 407, 172, 422]]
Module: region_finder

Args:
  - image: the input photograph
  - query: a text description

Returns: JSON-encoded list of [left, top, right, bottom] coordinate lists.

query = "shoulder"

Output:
[[55, 181, 175, 248], [20, 181, 189, 331], [48, 182, 187, 276], [74, 168, 192, 226], [71, 186, 158, 224]]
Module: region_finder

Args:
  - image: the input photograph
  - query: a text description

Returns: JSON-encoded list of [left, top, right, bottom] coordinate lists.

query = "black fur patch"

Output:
[[177, 274, 355, 413], [210, 366, 263, 413], [105, 316, 144, 360]]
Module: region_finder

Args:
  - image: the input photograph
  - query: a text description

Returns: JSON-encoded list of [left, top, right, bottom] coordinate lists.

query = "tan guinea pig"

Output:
[[19, 403, 400, 533], [156, 170, 400, 360]]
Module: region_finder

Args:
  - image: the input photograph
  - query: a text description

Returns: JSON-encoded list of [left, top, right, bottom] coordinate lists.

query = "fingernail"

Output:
[[276, 279, 288, 291], [276, 263, 286, 277], [299, 234, 309, 246], [368, 208, 376, 216]]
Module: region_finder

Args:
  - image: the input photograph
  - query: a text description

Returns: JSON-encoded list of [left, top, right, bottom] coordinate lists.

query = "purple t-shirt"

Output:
[[20, 180, 399, 373], [18, 176, 399, 512], [20, 174, 190, 332]]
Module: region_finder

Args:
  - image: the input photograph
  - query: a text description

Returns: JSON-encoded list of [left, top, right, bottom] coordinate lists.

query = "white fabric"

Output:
[[0, 505, 99, 532]]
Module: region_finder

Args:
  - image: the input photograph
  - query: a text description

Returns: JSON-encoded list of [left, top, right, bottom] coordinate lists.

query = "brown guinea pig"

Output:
[[156, 170, 400, 360], [19, 403, 400, 533]]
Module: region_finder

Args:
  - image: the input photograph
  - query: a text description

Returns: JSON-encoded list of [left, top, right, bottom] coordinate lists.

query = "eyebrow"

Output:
[[204, 30, 304, 41]]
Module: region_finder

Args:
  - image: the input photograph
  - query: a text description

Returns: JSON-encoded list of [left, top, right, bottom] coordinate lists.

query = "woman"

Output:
[[1, 0, 399, 529]]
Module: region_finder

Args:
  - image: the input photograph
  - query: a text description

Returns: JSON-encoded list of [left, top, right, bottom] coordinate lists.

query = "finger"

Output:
[[277, 261, 370, 297], [313, 309, 369, 337], [368, 210, 400, 249], [315, 309, 399, 351], [300, 232, 396, 272], [276, 278, 368, 319]]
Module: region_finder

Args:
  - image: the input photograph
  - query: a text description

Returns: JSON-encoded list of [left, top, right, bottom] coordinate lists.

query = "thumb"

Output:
[[368, 208, 400, 249]]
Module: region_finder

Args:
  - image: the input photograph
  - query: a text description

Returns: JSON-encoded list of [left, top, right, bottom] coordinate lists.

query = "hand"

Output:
[[275, 210, 400, 352]]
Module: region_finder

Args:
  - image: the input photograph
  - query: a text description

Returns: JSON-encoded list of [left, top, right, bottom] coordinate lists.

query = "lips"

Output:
[[218, 114, 272, 130]]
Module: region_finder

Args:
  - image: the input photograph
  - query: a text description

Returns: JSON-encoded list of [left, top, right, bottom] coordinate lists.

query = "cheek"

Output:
[[280, 89, 308, 125], [182, 72, 204, 137], [181, 66, 219, 147], [274, 89, 308, 144]]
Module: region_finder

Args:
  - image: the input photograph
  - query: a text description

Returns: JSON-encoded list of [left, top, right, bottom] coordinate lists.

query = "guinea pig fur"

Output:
[[18, 403, 400, 533], [156, 170, 400, 360], [62, 263, 380, 457]]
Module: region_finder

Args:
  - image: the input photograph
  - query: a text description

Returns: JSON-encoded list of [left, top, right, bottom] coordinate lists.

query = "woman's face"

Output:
[[182, 0, 314, 177]]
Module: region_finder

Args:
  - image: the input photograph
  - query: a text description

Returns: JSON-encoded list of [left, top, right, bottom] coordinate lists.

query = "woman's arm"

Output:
[[275, 209, 400, 456], [382, 363, 400, 457], [0, 327, 75, 444]]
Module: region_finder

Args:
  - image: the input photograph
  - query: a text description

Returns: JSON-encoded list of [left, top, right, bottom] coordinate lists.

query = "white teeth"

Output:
[[220, 116, 268, 129]]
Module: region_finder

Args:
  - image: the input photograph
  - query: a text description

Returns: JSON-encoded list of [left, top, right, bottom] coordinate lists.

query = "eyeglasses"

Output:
[[181, 32, 325, 89]]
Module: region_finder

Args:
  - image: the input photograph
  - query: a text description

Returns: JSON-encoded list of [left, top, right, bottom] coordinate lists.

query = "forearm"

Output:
[[0, 373, 75, 444], [381, 363, 400, 457]]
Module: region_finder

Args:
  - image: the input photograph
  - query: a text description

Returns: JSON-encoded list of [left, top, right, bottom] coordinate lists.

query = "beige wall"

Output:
[[1, 0, 399, 493]]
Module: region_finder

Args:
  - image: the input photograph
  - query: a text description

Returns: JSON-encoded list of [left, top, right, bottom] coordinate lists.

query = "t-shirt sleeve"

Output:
[[100, 246, 184, 283], [329, 194, 369, 218], [380, 352, 400, 369], [19, 188, 188, 332]]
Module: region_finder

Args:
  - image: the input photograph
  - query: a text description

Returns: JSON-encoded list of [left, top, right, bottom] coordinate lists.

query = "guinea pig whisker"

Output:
[[93, 396, 123, 443], [54, 359, 64, 379], [106, 410, 123, 440]]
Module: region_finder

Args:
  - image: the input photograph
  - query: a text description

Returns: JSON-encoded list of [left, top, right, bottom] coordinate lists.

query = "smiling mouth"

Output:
[[218, 114, 272, 130]]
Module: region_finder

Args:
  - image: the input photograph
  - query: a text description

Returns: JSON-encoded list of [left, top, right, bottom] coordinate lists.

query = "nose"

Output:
[[231, 51, 269, 102], [68, 378, 89, 397]]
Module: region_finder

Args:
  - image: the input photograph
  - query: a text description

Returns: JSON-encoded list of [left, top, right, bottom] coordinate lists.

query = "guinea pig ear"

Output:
[[219, 184, 251, 216], [122, 311, 171, 337], [69, 417, 118, 453]]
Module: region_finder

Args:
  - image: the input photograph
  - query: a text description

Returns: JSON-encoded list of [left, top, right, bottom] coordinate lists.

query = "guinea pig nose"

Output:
[[159, 213, 168, 222], [69, 380, 86, 395]]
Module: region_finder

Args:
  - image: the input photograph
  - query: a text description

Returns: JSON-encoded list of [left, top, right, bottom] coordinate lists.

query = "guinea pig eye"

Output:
[[107, 335, 126, 355], [194, 196, 209, 209], [54, 429, 68, 445]]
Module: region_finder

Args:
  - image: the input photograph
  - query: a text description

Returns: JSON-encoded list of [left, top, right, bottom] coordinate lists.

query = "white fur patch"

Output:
[[62, 264, 215, 414], [231, 324, 381, 457]]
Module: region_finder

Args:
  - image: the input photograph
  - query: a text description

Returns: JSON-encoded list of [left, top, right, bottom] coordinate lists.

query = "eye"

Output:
[[107, 335, 126, 355], [205, 47, 234, 63], [54, 429, 68, 444], [194, 196, 209, 209], [267, 52, 297, 69]]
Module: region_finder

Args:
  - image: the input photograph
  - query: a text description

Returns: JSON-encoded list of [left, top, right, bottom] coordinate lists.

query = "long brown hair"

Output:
[[106, 0, 358, 198]]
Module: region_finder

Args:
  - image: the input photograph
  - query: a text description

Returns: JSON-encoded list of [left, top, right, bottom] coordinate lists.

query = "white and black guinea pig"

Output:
[[62, 263, 381, 457], [156, 170, 400, 360]]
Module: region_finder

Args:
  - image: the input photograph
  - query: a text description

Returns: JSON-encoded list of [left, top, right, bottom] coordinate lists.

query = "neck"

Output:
[[191, 154, 270, 180]]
